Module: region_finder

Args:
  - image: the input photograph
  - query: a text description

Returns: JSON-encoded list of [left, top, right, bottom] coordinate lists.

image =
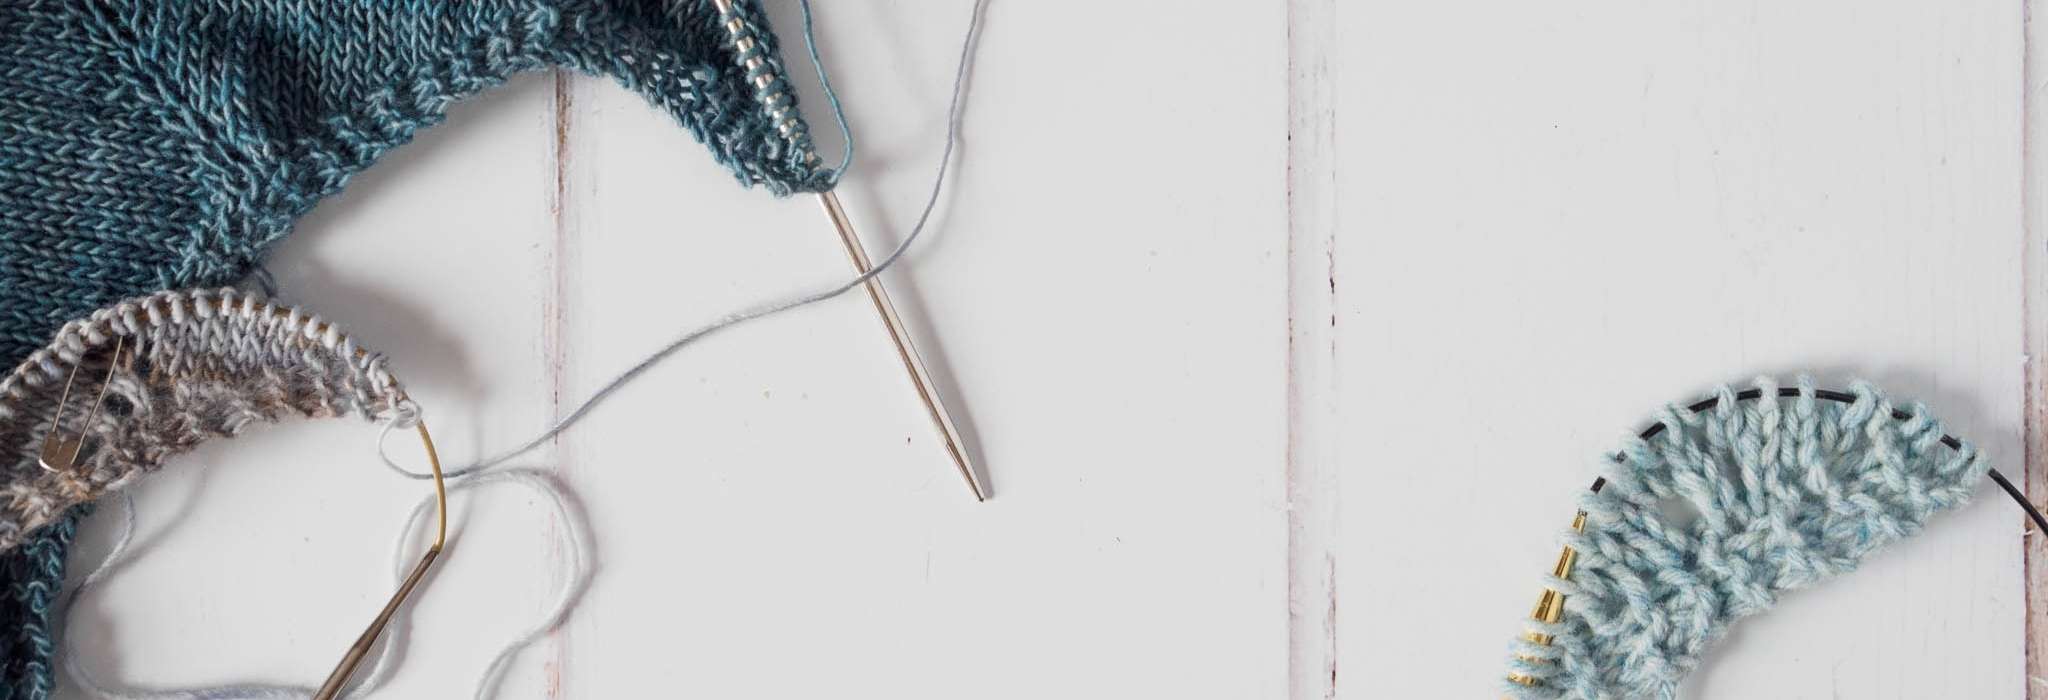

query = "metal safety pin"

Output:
[[708, 0, 988, 501], [40, 335, 125, 473], [32, 314, 449, 700]]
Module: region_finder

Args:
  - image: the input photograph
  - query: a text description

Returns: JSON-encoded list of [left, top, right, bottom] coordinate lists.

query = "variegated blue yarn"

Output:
[[0, 2, 830, 696], [1505, 377, 1989, 700]]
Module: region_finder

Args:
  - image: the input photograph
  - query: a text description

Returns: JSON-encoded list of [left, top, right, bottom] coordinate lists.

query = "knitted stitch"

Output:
[[1504, 377, 1988, 699], [0, 2, 826, 695], [0, 287, 415, 553], [2, 0, 831, 344]]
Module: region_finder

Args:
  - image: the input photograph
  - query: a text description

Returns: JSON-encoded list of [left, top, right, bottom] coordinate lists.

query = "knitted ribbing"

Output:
[[0, 2, 825, 695], [0, 287, 414, 554], [1504, 377, 1988, 699]]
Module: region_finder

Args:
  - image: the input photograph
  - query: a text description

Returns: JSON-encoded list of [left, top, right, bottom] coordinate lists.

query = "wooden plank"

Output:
[[552, 2, 1292, 698], [56, 75, 564, 697], [1287, 0, 1341, 698], [1335, 1, 2027, 697], [2026, 0, 2048, 694]]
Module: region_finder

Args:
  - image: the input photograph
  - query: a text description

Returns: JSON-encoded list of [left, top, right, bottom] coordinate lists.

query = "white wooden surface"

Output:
[[48, 1, 2048, 698]]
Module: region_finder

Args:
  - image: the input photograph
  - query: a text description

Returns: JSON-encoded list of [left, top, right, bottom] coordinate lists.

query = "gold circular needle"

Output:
[[314, 419, 448, 700], [27, 302, 453, 698]]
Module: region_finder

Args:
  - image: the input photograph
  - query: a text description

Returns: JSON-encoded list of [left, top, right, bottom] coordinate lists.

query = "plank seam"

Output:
[[2024, 0, 2046, 693], [1286, 1, 1340, 698], [543, 68, 576, 700]]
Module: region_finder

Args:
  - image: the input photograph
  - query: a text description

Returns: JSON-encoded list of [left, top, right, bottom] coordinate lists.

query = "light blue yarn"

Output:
[[796, 0, 855, 187], [1504, 377, 1989, 700]]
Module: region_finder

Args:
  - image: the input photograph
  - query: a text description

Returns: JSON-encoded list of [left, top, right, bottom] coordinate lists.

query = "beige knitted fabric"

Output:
[[0, 288, 413, 552]]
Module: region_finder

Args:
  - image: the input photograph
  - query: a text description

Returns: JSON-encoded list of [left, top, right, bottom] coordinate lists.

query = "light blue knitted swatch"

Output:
[[1505, 377, 1988, 699]]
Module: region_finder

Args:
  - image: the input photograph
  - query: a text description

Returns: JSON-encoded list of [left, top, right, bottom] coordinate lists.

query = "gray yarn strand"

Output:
[[382, 0, 990, 481], [58, 470, 593, 700], [59, 495, 308, 700]]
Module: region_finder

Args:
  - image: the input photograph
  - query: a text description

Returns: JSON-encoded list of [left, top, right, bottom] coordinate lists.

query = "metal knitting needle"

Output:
[[315, 419, 450, 700], [705, 0, 983, 500], [818, 190, 987, 501]]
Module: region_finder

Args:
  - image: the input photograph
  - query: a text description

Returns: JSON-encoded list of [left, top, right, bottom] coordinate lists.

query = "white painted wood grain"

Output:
[[46, 1, 2048, 698], [1286, 1, 1340, 699], [1334, 1, 2027, 697], [2025, 1, 2048, 695], [551, 1, 1290, 696]]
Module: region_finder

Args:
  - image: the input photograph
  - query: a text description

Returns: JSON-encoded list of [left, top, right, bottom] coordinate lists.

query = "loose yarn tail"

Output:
[[352, 468, 594, 700], [58, 468, 593, 700], [797, 0, 855, 186]]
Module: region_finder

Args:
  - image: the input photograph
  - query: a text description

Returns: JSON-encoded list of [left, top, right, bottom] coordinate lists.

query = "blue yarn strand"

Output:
[[797, 0, 855, 187]]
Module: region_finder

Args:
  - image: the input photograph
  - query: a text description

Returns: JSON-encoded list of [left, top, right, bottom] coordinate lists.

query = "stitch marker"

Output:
[[819, 191, 988, 501]]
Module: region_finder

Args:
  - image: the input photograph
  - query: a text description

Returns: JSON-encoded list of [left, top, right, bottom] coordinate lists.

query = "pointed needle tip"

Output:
[[957, 458, 989, 502], [817, 190, 990, 505]]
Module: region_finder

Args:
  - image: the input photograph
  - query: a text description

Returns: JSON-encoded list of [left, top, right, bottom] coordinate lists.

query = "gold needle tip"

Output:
[[817, 191, 989, 503]]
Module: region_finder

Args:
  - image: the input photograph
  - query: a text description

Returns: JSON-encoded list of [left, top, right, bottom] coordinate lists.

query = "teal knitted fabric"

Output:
[[1504, 378, 1987, 699], [0, 1, 825, 695]]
